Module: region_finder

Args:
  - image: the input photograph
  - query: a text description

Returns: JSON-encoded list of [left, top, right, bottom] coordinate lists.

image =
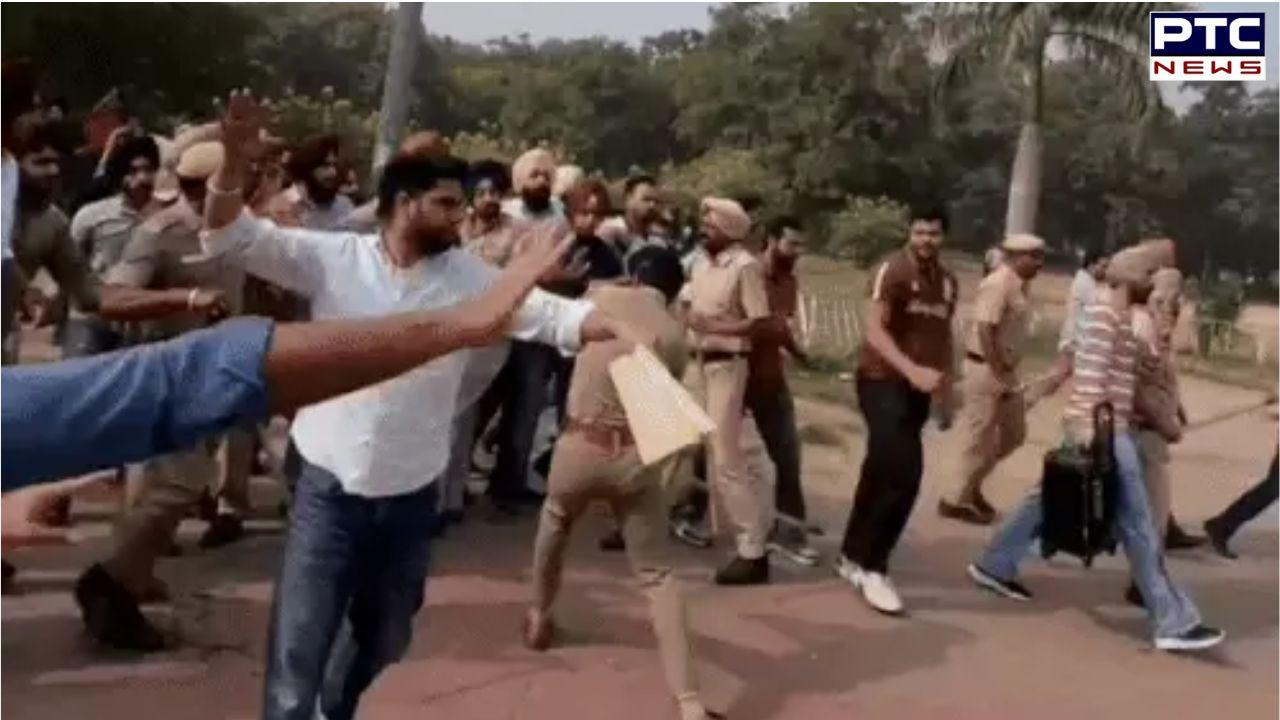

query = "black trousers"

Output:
[[840, 377, 931, 573], [489, 342, 571, 502], [745, 378, 806, 523], [1210, 450, 1279, 540]]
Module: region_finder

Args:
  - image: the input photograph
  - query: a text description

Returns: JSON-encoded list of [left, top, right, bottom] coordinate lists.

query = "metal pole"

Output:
[[372, 2, 423, 176]]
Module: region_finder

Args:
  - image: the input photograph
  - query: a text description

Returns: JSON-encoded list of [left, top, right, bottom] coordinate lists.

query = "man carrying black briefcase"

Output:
[[964, 240, 1224, 654]]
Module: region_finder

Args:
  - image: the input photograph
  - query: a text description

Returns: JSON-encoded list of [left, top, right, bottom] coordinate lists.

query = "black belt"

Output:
[[695, 350, 748, 364], [966, 351, 986, 364]]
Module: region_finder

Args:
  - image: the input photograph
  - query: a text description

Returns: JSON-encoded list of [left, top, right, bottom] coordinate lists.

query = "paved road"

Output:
[[3, 374, 1276, 720]]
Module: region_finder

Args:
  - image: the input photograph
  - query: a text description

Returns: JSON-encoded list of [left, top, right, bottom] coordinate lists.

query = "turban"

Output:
[[398, 130, 450, 159], [700, 197, 751, 242], [512, 148, 556, 193], [1106, 245, 1159, 287], [1001, 233, 1046, 252], [175, 141, 224, 180], [1152, 267, 1183, 297], [1137, 238, 1177, 269], [552, 164, 584, 198]]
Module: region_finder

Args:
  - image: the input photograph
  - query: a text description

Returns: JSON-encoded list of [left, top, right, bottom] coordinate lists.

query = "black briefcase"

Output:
[[1039, 403, 1118, 567]]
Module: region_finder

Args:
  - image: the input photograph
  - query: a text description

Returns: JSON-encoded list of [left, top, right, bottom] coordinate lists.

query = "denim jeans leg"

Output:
[[318, 484, 438, 720], [262, 462, 364, 720], [977, 489, 1044, 581], [1111, 431, 1202, 639]]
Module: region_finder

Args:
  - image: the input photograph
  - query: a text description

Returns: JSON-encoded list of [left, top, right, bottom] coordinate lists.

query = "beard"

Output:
[[773, 254, 797, 273], [124, 180, 154, 205], [305, 176, 339, 207], [18, 178, 54, 209], [476, 200, 502, 222], [909, 243, 938, 265], [413, 225, 460, 256], [522, 187, 551, 213]]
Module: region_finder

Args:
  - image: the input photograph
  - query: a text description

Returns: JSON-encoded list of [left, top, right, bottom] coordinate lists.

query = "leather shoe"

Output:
[[714, 555, 769, 586], [74, 564, 166, 652]]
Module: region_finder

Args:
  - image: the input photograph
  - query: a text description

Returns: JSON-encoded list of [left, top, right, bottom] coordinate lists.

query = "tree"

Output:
[[933, 3, 1162, 235], [826, 196, 909, 266]]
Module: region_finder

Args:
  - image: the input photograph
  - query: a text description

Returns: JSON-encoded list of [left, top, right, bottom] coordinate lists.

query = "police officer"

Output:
[[524, 247, 722, 720], [73, 141, 235, 651], [939, 233, 1045, 525]]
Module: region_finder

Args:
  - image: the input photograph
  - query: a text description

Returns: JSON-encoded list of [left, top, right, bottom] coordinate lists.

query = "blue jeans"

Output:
[[263, 460, 439, 720], [976, 430, 1201, 640]]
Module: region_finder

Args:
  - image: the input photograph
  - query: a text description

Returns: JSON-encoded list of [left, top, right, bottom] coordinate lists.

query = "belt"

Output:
[[694, 350, 747, 363], [966, 351, 986, 364], [564, 417, 635, 450]]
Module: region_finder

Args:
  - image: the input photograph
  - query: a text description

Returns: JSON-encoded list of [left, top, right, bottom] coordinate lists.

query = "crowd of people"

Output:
[[2, 63, 1277, 720]]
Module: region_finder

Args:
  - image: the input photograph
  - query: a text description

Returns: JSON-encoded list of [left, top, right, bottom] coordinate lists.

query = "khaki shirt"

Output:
[[12, 204, 101, 314], [565, 285, 687, 427], [106, 200, 244, 340], [682, 243, 770, 353], [70, 195, 149, 278], [965, 263, 1030, 368]]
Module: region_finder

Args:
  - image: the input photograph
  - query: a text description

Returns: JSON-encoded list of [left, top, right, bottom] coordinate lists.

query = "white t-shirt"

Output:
[[203, 213, 594, 498]]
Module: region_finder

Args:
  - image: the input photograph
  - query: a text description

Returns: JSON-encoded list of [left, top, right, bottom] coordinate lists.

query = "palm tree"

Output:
[[933, 3, 1166, 236]]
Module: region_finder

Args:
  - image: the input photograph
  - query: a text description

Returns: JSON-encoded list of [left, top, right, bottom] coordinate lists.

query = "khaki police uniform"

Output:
[[101, 198, 247, 593], [949, 261, 1031, 508], [529, 284, 703, 707], [683, 243, 772, 558]]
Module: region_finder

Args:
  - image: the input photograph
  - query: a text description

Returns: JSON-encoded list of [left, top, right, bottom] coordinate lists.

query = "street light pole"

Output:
[[372, 1, 423, 176]]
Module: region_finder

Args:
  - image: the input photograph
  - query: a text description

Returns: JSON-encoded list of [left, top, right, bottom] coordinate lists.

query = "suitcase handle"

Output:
[[1091, 402, 1115, 475]]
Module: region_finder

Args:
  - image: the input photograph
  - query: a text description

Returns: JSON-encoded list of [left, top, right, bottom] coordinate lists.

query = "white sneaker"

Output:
[[860, 571, 904, 615], [833, 557, 905, 615], [833, 555, 864, 587]]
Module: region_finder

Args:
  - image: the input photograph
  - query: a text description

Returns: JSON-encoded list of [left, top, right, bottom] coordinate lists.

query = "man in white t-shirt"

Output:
[[202, 93, 627, 720]]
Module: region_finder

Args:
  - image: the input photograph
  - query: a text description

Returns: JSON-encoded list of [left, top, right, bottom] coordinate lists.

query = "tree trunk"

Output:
[[372, 2, 422, 176], [1004, 48, 1046, 236]]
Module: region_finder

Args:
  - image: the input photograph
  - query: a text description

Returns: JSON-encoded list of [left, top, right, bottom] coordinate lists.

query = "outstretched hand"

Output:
[[220, 89, 269, 162], [460, 223, 576, 346]]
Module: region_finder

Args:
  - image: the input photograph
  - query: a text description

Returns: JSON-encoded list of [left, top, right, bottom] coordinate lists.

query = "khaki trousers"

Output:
[[697, 357, 771, 558], [106, 439, 219, 593], [1138, 430, 1172, 538], [530, 431, 700, 706], [950, 360, 1027, 505], [215, 427, 254, 515]]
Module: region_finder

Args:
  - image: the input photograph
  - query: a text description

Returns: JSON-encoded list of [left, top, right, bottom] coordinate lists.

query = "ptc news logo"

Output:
[[1150, 12, 1267, 81]]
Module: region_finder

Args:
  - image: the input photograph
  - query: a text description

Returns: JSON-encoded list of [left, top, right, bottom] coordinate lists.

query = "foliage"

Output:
[[660, 147, 786, 216], [269, 90, 380, 177], [825, 196, 909, 267]]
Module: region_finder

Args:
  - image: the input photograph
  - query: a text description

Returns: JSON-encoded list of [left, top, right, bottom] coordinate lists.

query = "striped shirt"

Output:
[[1064, 297, 1139, 437]]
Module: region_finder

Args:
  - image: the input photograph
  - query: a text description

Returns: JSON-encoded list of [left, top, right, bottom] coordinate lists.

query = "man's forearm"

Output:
[[267, 255, 548, 411], [98, 285, 196, 321], [265, 309, 482, 412], [206, 151, 249, 231]]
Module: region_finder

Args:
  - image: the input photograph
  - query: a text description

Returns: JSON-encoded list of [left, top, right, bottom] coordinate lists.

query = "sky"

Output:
[[422, 1, 1278, 109]]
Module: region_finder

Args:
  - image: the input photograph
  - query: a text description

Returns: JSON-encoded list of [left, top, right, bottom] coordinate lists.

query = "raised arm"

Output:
[[202, 91, 336, 296]]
